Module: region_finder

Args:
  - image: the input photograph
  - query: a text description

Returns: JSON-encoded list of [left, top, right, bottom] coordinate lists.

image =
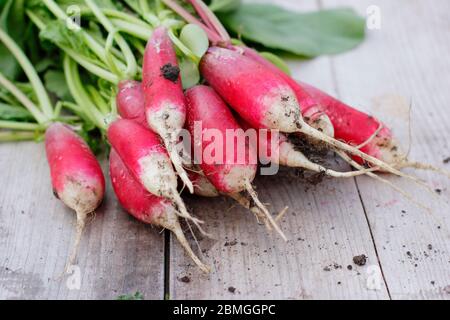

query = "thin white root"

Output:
[[244, 180, 288, 241], [275, 206, 289, 223], [160, 213, 210, 273], [228, 193, 271, 228], [171, 190, 212, 238], [397, 161, 450, 180], [299, 124, 436, 194], [166, 140, 194, 194], [356, 124, 384, 149], [336, 151, 431, 212], [65, 211, 88, 272]]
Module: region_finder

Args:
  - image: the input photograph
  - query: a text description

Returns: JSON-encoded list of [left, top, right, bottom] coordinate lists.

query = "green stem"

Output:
[[0, 72, 47, 124], [85, 0, 137, 79], [110, 19, 153, 40], [0, 131, 38, 142], [86, 86, 110, 115], [0, 120, 43, 131], [63, 55, 107, 131], [42, 0, 109, 65], [26, 10, 120, 84], [0, 28, 53, 120]]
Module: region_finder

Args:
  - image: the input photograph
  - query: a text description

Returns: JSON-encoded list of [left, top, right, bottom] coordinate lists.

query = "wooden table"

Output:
[[1, 0, 449, 300]]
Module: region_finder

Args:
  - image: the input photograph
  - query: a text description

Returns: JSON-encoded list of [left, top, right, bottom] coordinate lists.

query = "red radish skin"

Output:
[[109, 149, 209, 272], [107, 119, 205, 233], [299, 82, 398, 164], [142, 26, 193, 193], [185, 85, 286, 240], [116, 80, 148, 127], [45, 123, 105, 268], [200, 47, 423, 181]]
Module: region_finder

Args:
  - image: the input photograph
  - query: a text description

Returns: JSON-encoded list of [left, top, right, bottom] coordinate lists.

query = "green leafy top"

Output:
[[219, 4, 366, 57]]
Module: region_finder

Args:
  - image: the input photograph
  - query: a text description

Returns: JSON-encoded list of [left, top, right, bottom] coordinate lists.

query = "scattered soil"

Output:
[[228, 286, 236, 293], [347, 265, 353, 271], [353, 255, 367, 266], [179, 276, 191, 283], [160, 63, 180, 82], [443, 157, 450, 164], [224, 240, 238, 247]]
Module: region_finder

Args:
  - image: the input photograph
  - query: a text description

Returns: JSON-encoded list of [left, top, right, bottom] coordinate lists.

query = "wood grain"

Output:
[[0, 143, 165, 300], [323, 0, 450, 299], [168, 0, 389, 300]]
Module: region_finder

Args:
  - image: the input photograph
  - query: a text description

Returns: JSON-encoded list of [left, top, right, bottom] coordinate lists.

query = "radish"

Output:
[[185, 85, 287, 240], [45, 123, 105, 267], [106, 118, 207, 235], [199, 46, 428, 185], [238, 118, 374, 178], [116, 80, 148, 127], [109, 149, 209, 273], [142, 26, 194, 193]]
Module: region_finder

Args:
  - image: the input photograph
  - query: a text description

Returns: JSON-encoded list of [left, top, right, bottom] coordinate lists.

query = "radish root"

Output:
[[396, 161, 450, 180], [336, 150, 431, 211], [299, 124, 436, 194], [244, 179, 288, 241], [66, 210, 88, 271], [167, 139, 195, 194], [157, 209, 210, 273], [171, 191, 211, 238]]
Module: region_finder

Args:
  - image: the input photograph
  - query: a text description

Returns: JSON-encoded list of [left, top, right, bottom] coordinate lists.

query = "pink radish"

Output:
[[185, 85, 287, 240], [107, 119, 207, 235], [199, 46, 426, 183], [116, 80, 148, 127], [109, 149, 209, 272], [142, 26, 193, 193], [45, 123, 105, 267]]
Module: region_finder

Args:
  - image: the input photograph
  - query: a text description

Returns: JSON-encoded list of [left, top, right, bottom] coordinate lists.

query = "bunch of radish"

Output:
[[2, 0, 448, 275]]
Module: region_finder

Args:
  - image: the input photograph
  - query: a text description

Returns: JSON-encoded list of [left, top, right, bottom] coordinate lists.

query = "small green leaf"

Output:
[[179, 58, 200, 90], [219, 4, 366, 57], [117, 291, 144, 300], [0, 103, 34, 121], [259, 52, 291, 76], [44, 70, 72, 101], [209, 0, 241, 13], [179, 24, 209, 59]]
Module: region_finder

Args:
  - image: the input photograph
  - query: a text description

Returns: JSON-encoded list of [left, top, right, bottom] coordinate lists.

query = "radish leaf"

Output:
[[219, 4, 366, 57]]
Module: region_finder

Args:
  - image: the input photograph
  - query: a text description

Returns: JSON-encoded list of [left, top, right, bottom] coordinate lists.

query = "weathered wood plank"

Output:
[[323, 0, 450, 300], [0, 142, 165, 300], [169, 0, 389, 300]]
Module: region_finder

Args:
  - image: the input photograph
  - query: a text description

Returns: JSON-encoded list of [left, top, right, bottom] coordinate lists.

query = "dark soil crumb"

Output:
[[323, 266, 331, 272], [443, 157, 450, 164], [160, 63, 180, 82], [431, 281, 435, 286], [337, 281, 342, 285], [347, 265, 353, 271], [240, 242, 247, 246], [428, 244, 433, 250], [224, 240, 238, 247], [179, 276, 190, 283], [353, 255, 367, 266], [435, 189, 442, 194], [228, 286, 236, 294]]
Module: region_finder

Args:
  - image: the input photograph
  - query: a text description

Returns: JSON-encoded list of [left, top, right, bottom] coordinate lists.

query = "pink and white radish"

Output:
[[142, 26, 193, 193], [185, 85, 287, 240], [45, 123, 105, 267], [116, 80, 148, 127], [107, 119, 206, 234], [199, 46, 426, 184], [109, 149, 209, 272]]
